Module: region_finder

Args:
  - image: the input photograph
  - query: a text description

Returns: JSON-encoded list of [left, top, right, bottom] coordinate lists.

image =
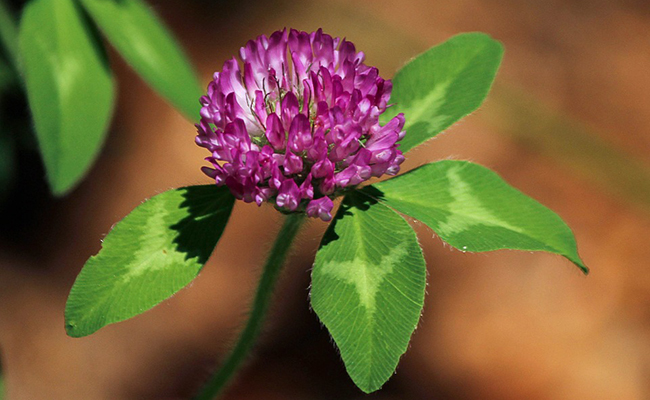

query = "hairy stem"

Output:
[[193, 213, 305, 400]]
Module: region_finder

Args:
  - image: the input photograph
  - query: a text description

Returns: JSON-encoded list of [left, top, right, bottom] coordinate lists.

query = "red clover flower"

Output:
[[195, 28, 405, 221]]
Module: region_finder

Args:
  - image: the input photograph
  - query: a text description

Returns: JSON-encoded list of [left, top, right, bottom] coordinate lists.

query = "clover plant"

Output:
[[64, 29, 587, 399]]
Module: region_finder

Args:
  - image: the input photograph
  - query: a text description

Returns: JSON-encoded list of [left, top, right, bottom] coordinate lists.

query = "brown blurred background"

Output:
[[2, 0, 650, 398]]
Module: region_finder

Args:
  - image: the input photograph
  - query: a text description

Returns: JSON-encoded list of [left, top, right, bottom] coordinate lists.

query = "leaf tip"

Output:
[[64, 319, 83, 338], [356, 380, 384, 394], [577, 262, 589, 275], [49, 178, 76, 197], [568, 253, 588, 275]]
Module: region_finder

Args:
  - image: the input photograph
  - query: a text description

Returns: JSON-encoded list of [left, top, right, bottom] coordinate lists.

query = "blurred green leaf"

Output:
[[65, 185, 234, 337], [382, 33, 503, 153], [79, 0, 202, 119], [368, 160, 587, 273], [488, 85, 650, 215], [0, 0, 18, 70], [0, 56, 15, 96], [19, 0, 115, 195], [311, 191, 427, 393]]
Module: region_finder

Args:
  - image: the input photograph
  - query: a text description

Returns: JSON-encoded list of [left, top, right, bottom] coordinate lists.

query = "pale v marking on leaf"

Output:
[[436, 164, 523, 236], [319, 244, 408, 313], [400, 80, 452, 132], [122, 197, 186, 280]]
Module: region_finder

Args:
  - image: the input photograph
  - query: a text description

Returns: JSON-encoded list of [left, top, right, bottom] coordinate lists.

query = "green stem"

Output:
[[193, 213, 305, 400]]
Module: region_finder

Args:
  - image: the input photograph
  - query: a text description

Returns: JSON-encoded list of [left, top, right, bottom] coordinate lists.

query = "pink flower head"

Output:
[[196, 28, 405, 221]]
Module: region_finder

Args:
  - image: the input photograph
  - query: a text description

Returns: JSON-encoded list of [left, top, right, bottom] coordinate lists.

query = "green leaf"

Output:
[[79, 0, 202, 119], [367, 161, 587, 273], [0, 56, 15, 92], [65, 185, 235, 337], [383, 32, 504, 153], [311, 191, 427, 393], [19, 0, 115, 195], [0, 0, 19, 71]]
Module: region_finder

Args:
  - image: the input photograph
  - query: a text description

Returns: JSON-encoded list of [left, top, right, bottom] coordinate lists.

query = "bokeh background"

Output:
[[2, 0, 650, 398]]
